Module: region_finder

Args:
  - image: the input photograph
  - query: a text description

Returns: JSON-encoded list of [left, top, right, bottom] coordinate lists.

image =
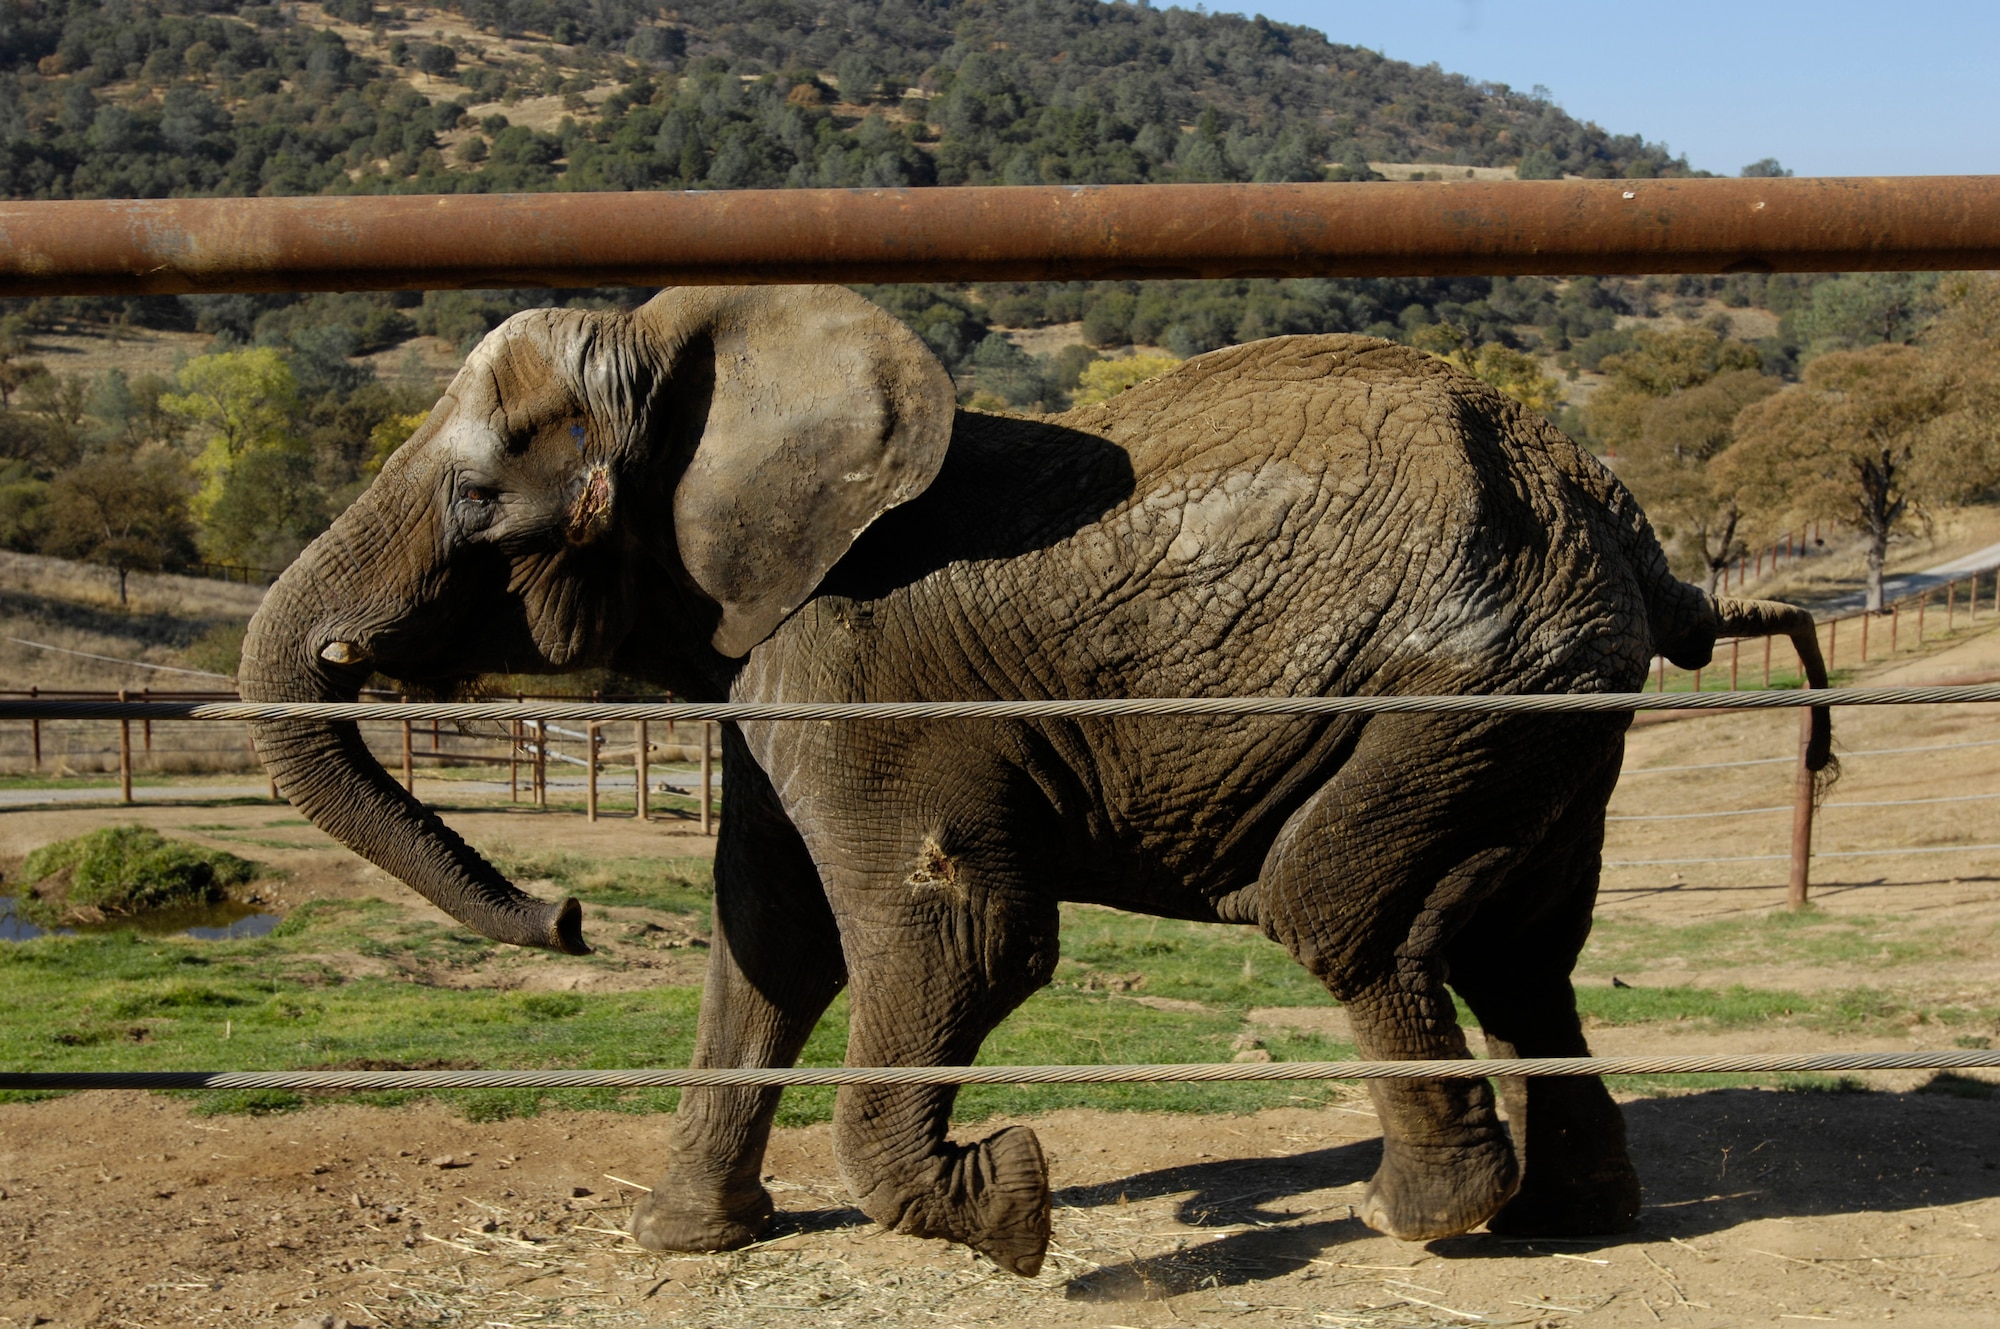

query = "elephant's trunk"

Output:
[[240, 551, 588, 955]]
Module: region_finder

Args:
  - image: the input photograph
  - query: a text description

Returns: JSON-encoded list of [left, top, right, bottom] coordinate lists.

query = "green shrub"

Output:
[[15, 826, 260, 926]]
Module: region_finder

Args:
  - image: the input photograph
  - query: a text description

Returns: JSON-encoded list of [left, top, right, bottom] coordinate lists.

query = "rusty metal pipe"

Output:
[[1, 177, 1996, 296]]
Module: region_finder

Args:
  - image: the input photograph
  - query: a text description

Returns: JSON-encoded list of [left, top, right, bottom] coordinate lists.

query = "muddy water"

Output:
[[0, 893, 282, 941]]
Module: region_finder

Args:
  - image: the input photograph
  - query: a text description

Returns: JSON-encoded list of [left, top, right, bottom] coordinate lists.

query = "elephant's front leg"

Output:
[[825, 835, 1061, 1276], [630, 747, 845, 1253]]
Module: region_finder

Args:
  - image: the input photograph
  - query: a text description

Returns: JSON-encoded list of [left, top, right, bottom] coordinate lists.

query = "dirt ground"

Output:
[[5, 626, 2000, 1325]]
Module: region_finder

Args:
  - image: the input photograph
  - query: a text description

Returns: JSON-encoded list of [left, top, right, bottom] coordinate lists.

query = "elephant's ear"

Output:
[[643, 285, 956, 658]]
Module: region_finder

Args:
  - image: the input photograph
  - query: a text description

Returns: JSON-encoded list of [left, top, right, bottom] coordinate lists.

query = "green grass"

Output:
[[486, 849, 713, 915], [5, 879, 1985, 1126], [1578, 908, 1978, 975], [13, 825, 261, 925]]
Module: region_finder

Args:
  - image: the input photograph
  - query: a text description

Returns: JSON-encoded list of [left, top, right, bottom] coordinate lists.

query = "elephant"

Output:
[[240, 284, 1831, 1277]]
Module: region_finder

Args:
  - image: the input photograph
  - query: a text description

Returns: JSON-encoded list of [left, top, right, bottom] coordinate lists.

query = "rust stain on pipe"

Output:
[[0, 177, 1994, 296]]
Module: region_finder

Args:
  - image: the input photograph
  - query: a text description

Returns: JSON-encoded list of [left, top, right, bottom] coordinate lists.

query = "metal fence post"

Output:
[[1763, 635, 1773, 688], [28, 683, 38, 771], [1730, 638, 1739, 690], [116, 688, 132, 804], [586, 723, 599, 823], [401, 696, 413, 795], [509, 718, 519, 802], [1789, 706, 1816, 909]]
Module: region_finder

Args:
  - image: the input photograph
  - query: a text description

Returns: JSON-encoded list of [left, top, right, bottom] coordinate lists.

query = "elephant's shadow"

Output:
[[761, 1085, 2000, 1299]]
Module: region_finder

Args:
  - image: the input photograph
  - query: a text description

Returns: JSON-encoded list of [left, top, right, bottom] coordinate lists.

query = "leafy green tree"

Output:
[[1617, 370, 1779, 589], [40, 445, 197, 604], [202, 442, 330, 570], [1073, 353, 1182, 406], [1718, 346, 1963, 611], [1787, 273, 1940, 359], [1583, 326, 1763, 455], [159, 347, 299, 518]]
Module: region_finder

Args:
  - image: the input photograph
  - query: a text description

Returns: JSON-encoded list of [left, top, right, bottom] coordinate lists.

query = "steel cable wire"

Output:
[[6, 1051, 1998, 1092], [5, 684, 2000, 724]]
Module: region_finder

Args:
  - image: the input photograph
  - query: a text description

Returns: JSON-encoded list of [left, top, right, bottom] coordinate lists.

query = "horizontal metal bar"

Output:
[[1, 177, 1995, 297], [5, 1050, 1996, 1091], [0, 685, 1974, 724]]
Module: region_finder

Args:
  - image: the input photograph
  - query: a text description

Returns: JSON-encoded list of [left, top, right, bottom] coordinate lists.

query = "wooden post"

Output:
[[1789, 705, 1816, 909], [1785, 530, 1793, 561], [534, 720, 547, 807], [1693, 665, 1701, 692], [1948, 578, 1957, 632], [1756, 547, 1764, 577], [401, 696, 414, 795], [1763, 635, 1772, 687], [1916, 591, 1925, 645], [509, 718, 520, 802], [1827, 617, 1837, 670], [1656, 656, 1665, 692], [586, 723, 599, 823], [1730, 638, 1739, 691], [29, 684, 38, 770], [700, 720, 715, 836], [1861, 612, 1870, 662], [117, 688, 132, 804], [1892, 603, 1900, 653], [141, 687, 151, 752], [637, 719, 649, 822], [1973, 572, 1980, 624]]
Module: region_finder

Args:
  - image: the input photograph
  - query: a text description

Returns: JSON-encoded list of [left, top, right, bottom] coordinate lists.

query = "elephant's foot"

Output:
[[629, 1165, 774, 1253], [1358, 1132, 1520, 1242], [1487, 1080, 1642, 1237], [857, 1125, 1053, 1276], [1484, 1135, 1641, 1237]]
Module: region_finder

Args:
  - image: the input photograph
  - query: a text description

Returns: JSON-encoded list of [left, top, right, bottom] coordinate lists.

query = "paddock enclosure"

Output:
[[2, 180, 1998, 1326]]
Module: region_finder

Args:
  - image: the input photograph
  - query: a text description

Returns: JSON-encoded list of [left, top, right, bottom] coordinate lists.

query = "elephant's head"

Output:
[[240, 286, 956, 953]]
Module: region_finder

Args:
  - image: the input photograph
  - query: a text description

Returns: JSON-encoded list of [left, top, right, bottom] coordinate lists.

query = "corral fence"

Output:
[[3, 176, 1998, 1095], [0, 687, 723, 831]]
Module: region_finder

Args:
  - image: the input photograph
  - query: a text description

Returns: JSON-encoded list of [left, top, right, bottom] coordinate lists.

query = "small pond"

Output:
[[0, 895, 283, 942]]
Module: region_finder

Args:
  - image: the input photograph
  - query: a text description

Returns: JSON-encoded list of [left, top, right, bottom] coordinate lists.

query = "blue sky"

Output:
[[1224, 1, 2000, 177]]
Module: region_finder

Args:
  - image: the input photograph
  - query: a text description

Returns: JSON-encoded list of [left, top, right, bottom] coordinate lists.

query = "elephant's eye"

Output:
[[459, 482, 499, 505]]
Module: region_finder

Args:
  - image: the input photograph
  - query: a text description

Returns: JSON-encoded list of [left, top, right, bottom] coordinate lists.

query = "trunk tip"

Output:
[[549, 896, 590, 955]]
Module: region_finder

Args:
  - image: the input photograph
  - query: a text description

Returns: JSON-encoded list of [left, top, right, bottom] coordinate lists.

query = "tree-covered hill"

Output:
[[1, 0, 1694, 202]]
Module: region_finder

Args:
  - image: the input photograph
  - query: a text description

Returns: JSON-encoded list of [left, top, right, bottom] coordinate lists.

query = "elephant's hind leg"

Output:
[[1449, 750, 1642, 1237], [1259, 713, 1617, 1242], [630, 738, 846, 1254]]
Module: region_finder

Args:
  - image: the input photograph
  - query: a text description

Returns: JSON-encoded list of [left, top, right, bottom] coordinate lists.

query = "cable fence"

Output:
[[5, 1049, 2000, 1094]]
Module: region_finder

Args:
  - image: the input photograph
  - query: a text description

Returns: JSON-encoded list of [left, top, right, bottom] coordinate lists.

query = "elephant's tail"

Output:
[[1649, 586, 1834, 774]]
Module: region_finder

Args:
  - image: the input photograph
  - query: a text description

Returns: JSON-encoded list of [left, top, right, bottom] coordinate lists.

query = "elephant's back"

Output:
[[1027, 334, 1655, 699]]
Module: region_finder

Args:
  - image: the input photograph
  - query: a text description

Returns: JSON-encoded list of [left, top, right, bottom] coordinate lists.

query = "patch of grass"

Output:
[[1578, 909, 1963, 975], [1052, 905, 1334, 1011], [14, 825, 261, 926], [488, 848, 712, 915]]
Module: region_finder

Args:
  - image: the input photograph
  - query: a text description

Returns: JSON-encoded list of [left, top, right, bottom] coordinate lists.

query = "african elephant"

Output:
[[241, 285, 1830, 1276]]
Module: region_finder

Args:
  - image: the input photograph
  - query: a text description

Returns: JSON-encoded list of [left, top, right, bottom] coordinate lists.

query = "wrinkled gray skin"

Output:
[[242, 286, 1830, 1277]]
